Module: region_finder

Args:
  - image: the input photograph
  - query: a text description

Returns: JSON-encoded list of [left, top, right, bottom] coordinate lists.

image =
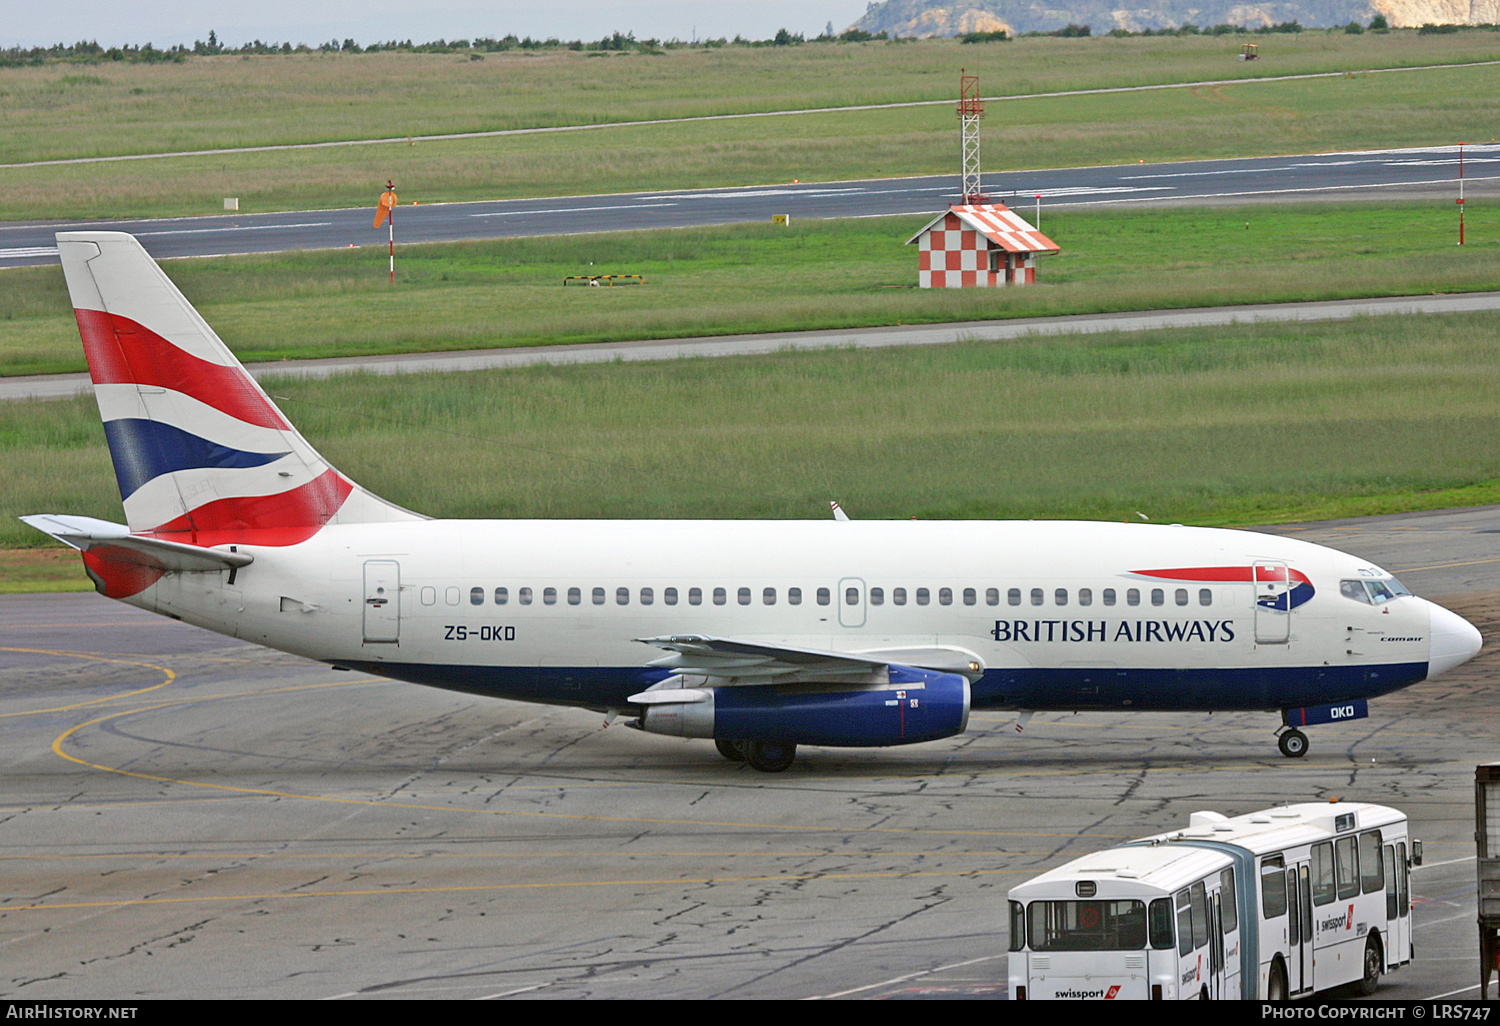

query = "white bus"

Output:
[[1007, 802, 1416, 1000]]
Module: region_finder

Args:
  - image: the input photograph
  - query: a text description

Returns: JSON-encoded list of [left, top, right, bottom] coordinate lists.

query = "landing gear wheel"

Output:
[[1356, 934, 1383, 996], [715, 738, 747, 762], [743, 740, 797, 773], [1278, 729, 1309, 758]]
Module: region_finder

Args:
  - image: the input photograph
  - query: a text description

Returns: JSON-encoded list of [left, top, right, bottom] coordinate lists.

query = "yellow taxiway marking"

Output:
[[0, 647, 176, 716]]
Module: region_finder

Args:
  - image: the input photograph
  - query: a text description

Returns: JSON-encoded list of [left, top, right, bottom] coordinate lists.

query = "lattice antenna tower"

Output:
[[958, 69, 986, 203]]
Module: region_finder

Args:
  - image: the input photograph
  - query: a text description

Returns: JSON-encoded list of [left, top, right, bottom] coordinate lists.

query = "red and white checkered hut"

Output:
[[907, 203, 1059, 288]]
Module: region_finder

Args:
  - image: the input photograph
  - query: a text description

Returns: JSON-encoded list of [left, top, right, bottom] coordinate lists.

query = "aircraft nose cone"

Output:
[[1427, 601, 1483, 680]]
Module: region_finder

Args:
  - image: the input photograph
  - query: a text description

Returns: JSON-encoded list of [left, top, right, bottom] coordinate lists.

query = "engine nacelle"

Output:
[[635, 667, 971, 748]]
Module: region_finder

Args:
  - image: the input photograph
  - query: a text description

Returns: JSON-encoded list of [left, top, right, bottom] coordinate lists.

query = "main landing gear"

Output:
[[715, 738, 798, 772], [1276, 727, 1309, 758]]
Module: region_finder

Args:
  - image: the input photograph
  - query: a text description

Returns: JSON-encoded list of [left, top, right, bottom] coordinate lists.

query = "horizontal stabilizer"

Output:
[[21, 513, 253, 572]]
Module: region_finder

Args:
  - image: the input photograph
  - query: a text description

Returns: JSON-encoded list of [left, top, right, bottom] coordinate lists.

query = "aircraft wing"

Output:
[[21, 514, 254, 572], [633, 634, 983, 688]]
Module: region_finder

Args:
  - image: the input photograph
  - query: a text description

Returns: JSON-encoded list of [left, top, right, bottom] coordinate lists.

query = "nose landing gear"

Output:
[[1277, 727, 1309, 758]]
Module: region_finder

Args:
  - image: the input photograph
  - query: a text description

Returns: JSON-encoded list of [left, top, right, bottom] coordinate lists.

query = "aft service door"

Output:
[[363, 560, 401, 644], [1254, 561, 1291, 644]]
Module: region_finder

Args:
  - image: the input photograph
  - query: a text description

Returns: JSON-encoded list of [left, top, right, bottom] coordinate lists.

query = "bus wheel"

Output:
[[1356, 934, 1383, 996], [744, 740, 796, 773], [1268, 961, 1289, 1001], [1278, 729, 1309, 758], [715, 738, 747, 762]]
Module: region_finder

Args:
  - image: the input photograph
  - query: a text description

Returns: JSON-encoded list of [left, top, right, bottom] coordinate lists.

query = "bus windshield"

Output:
[[1027, 900, 1148, 951]]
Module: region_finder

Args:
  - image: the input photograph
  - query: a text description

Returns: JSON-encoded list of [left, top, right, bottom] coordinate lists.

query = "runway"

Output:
[[1, 506, 1496, 999], [2, 144, 1496, 268]]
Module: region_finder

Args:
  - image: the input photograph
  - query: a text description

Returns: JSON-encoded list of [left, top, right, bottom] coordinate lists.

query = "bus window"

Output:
[[1335, 835, 1360, 900], [1261, 858, 1287, 919], [1027, 900, 1147, 951], [1176, 890, 1193, 956], [1361, 831, 1384, 894], [1220, 868, 1237, 933], [1397, 842, 1409, 917], [1384, 845, 1398, 920], [1312, 842, 1336, 905], [1149, 897, 1174, 949], [1190, 882, 1209, 950], [1286, 870, 1299, 946], [1009, 901, 1026, 952]]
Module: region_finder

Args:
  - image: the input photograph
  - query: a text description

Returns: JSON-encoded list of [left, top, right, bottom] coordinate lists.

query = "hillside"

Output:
[[851, 0, 1500, 34]]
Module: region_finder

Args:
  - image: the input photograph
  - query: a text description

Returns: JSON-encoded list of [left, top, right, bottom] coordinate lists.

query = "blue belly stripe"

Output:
[[330, 661, 1430, 718]]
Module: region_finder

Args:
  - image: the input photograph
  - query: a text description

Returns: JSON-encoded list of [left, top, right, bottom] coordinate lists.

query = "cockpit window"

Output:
[[1340, 577, 1412, 606]]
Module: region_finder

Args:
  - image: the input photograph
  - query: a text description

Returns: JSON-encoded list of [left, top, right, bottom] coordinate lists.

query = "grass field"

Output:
[[3, 33, 1500, 219], [7, 309, 1500, 590], [3, 202, 1494, 377]]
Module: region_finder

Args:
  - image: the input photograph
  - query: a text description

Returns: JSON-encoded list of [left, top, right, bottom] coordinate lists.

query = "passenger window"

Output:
[[665, 587, 678, 605], [845, 587, 859, 606], [938, 587, 952, 606], [1260, 857, 1287, 919], [445, 587, 460, 606], [543, 587, 557, 605], [1175, 588, 1188, 606], [421, 586, 436, 606], [1151, 588, 1164, 606], [567, 587, 580, 605], [1078, 588, 1092, 606], [1220, 868, 1237, 933], [986, 587, 999, 606], [689, 587, 702, 606], [869, 587, 883, 606], [738, 587, 751, 605], [1336, 836, 1360, 900], [916, 588, 930, 606], [593, 587, 605, 605], [1175, 890, 1193, 956], [1008, 588, 1022, 606], [1055, 588, 1067, 606], [1030, 588, 1043, 606], [1103, 588, 1116, 606], [1190, 883, 1208, 950], [470, 587, 484, 606], [714, 588, 727, 606], [519, 587, 533, 605], [788, 587, 801, 605], [893, 587, 906, 605], [1311, 842, 1335, 905], [1149, 898, 1174, 950], [618, 587, 630, 606], [963, 587, 976, 606], [494, 587, 507, 605], [641, 587, 653, 606], [1127, 588, 1140, 606], [1361, 831, 1383, 895], [1199, 589, 1212, 607], [763, 587, 775, 605], [817, 587, 830, 605]]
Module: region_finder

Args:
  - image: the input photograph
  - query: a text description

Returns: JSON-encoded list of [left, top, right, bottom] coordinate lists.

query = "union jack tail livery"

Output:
[[57, 231, 418, 543]]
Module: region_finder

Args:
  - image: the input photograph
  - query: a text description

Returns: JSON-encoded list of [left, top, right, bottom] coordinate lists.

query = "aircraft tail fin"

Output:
[[56, 231, 421, 544]]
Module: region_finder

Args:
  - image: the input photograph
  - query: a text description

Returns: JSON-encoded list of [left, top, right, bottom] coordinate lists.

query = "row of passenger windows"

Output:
[[417, 584, 1217, 608]]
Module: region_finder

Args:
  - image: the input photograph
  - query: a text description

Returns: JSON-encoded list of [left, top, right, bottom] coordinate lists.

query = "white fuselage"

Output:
[[123, 518, 1451, 716]]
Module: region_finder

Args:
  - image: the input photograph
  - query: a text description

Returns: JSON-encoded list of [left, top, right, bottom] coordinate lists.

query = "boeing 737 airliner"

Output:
[[24, 232, 1484, 771]]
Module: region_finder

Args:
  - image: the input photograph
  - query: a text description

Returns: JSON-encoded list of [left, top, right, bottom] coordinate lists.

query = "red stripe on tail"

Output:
[[74, 308, 290, 430]]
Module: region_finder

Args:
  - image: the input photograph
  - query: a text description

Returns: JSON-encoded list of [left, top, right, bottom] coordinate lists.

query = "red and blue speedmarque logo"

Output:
[[1132, 566, 1316, 611]]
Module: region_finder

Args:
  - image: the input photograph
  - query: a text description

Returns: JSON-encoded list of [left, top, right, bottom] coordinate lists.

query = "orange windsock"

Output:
[[374, 188, 398, 228]]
